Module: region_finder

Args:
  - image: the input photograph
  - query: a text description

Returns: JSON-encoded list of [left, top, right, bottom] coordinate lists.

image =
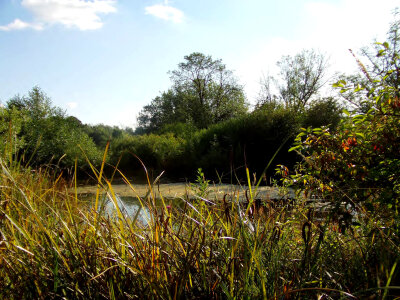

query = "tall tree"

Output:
[[137, 89, 189, 133], [137, 52, 248, 132], [257, 49, 328, 111], [7, 86, 62, 119]]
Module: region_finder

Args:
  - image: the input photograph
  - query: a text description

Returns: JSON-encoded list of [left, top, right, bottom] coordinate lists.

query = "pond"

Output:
[[75, 183, 295, 225]]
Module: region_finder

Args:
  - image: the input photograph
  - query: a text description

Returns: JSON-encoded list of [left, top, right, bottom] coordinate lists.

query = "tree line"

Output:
[[2, 18, 399, 182]]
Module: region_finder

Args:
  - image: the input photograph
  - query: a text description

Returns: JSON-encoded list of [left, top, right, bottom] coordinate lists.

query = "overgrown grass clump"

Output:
[[1, 153, 399, 299]]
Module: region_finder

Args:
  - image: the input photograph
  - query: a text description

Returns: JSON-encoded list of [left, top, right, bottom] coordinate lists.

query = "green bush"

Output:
[[110, 133, 185, 177], [184, 107, 301, 182], [286, 39, 400, 216], [113, 101, 342, 182], [3, 87, 102, 172], [302, 97, 342, 130]]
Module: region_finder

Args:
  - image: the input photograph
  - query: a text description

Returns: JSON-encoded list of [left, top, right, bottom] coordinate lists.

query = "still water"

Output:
[[77, 184, 294, 225]]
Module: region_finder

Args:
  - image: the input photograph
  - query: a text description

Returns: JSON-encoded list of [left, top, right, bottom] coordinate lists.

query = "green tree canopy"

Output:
[[257, 49, 328, 111], [137, 52, 248, 132], [83, 123, 127, 149], [5, 87, 101, 168]]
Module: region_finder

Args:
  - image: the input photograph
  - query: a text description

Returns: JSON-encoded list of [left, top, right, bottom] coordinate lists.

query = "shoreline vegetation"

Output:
[[1, 15, 400, 299], [1, 153, 399, 299], [75, 183, 293, 201]]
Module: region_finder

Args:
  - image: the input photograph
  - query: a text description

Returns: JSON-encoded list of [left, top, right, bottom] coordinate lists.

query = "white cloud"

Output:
[[145, 3, 184, 23], [0, 0, 117, 31], [236, 0, 399, 102], [66, 102, 78, 109], [0, 18, 43, 31]]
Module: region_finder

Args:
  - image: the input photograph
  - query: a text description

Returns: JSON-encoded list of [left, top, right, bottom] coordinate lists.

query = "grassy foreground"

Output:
[[0, 155, 399, 299]]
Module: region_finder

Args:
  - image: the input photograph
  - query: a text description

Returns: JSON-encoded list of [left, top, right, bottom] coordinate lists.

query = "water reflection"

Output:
[[100, 194, 150, 225]]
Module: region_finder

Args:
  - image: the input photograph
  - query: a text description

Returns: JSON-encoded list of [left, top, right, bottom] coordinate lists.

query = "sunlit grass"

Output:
[[0, 152, 399, 299]]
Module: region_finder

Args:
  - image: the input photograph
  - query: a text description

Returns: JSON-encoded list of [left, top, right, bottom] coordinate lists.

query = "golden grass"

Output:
[[0, 155, 399, 299]]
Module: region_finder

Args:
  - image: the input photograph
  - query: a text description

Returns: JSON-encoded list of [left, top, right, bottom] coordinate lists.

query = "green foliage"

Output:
[[158, 121, 197, 140], [137, 89, 189, 133], [119, 100, 341, 181], [137, 52, 248, 132], [333, 73, 373, 113], [83, 123, 130, 149], [257, 49, 328, 111], [4, 87, 102, 169], [275, 31, 400, 297], [111, 133, 185, 176], [302, 97, 343, 130], [7, 86, 62, 118], [190, 168, 210, 197], [0, 106, 25, 161], [286, 34, 400, 219], [132, 51, 339, 181], [360, 12, 400, 89], [336, 13, 400, 114], [186, 107, 301, 181], [2, 16, 400, 300]]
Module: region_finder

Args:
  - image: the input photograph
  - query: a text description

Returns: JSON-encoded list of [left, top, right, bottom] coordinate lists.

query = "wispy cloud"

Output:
[[0, 0, 117, 31], [0, 18, 43, 31], [145, 1, 184, 23]]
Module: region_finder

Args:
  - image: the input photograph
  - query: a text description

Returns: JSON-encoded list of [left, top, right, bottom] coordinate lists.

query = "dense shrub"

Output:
[[110, 133, 185, 178], [2, 88, 102, 172], [111, 100, 342, 182], [274, 38, 400, 297], [301, 97, 343, 130], [187, 107, 301, 182], [286, 39, 400, 212], [0, 106, 25, 162]]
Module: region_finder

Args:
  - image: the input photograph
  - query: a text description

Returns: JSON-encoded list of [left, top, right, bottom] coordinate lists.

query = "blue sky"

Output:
[[0, 0, 398, 127]]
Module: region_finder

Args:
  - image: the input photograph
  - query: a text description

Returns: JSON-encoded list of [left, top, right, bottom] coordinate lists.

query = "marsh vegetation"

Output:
[[1, 16, 400, 300]]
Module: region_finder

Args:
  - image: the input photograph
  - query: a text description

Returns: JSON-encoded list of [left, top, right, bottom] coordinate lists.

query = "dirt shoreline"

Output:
[[75, 183, 294, 200]]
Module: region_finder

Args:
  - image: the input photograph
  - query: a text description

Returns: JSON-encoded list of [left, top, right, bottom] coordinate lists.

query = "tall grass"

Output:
[[0, 151, 399, 299]]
